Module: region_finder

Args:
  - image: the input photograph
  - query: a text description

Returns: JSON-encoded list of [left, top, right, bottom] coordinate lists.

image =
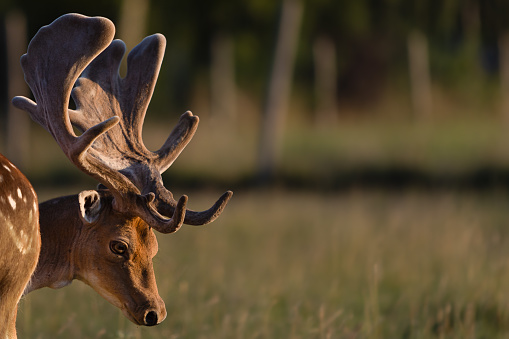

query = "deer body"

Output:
[[0, 154, 40, 337], [8, 12, 231, 334]]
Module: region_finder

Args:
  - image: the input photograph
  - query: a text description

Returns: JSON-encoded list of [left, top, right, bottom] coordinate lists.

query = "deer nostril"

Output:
[[145, 310, 158, 326]]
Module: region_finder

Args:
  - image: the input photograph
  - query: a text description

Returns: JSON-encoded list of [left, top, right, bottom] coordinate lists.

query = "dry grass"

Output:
[[15, 189, 509, 338]]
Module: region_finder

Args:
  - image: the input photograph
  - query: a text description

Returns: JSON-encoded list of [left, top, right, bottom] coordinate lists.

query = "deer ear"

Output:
[[78, 190, 103, 224]]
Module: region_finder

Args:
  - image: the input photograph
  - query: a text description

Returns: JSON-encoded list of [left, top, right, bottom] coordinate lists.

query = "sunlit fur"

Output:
[[0, 154, 40, 338], [27, 191, 166, 326]]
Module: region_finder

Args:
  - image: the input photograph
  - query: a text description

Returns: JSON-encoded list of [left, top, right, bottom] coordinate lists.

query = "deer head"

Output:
[[13, 13, 232, 326]]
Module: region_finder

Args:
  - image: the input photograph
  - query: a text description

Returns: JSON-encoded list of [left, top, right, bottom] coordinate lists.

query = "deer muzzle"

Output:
[[124, 297, 167, 326]]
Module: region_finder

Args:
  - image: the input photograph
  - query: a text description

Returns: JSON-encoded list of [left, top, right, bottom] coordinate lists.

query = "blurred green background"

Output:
[[3, 0, 509, 338]]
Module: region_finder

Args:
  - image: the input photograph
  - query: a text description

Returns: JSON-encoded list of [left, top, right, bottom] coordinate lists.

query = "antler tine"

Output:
[[149, 112, 233, 225], [155, 111, 199, 172], [132, 193, 188, 234], [12, 13, 139, 202], [161, 191, 233, 226], [179, 191, 233, 226]]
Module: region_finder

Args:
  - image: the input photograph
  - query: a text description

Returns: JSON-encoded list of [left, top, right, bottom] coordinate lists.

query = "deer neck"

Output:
[[26, 195, 82, 293]]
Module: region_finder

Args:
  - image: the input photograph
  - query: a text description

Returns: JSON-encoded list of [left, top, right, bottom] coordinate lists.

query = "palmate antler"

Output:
[[13, 13, 232, 233]]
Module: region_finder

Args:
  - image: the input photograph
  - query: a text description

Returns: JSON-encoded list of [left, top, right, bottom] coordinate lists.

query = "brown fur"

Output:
[[0, 154, 40, 338], [28, 191, 165, 325]]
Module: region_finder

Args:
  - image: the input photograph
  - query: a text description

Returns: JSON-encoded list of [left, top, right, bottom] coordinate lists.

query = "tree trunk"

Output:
[[258, 0, 303, 180], [6, 11, 29, 170], [407, 30, 432, 120], [313, 36, 338, 126], [499, 31, 509, 120], [210, 33, 236, 123], [118, 0, 150, 74]]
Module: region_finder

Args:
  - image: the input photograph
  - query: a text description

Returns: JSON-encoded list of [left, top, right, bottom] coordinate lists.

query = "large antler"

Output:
[[13, 13, 232, 232]]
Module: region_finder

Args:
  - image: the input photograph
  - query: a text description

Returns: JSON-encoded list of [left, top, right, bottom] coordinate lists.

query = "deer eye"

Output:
[[110, 241, 128, 255]]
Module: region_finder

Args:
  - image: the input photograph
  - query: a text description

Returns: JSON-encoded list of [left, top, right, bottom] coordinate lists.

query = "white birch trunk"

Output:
[[499, 31, 509, 120], [118, 0, 150, 74], [408, 30, 432, 120], [210, 33, 236, 123], [6, 11, 29, 170], [313, 36, 338, 126], [258, 0, 303, 180]]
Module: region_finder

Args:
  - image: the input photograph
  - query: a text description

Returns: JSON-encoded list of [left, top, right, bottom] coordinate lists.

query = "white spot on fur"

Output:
[[17, 188, 22, 200], [7, 195, 16, 210], [0, 210, 34, 255], [3, 164, 11, 172]]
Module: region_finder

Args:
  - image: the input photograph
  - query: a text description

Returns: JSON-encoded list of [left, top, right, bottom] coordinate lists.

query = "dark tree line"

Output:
[[1, 0, 509, 175], [1, 0, 508, 114]]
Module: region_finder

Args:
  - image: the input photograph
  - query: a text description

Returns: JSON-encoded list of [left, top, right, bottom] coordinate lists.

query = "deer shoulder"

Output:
[[0, 154, 40, 337]]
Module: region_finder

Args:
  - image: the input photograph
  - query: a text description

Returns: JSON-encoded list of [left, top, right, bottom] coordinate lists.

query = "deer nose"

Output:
[[144, 310, 158, 326]]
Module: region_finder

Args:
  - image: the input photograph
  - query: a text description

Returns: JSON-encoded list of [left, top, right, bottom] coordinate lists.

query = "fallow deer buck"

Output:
[[10, 13, 232, 330]]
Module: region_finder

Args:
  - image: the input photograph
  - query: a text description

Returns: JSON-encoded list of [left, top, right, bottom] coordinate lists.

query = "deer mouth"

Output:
[[123, 305, 145, 325]]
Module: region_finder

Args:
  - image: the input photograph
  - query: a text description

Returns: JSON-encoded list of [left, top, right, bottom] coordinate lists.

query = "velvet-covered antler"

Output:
[[13, 13, 232, 232]]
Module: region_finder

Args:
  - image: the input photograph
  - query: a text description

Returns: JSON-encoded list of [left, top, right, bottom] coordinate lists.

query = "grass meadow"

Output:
[[15, 189, 509, 338], [12, 110, 509, 338]]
